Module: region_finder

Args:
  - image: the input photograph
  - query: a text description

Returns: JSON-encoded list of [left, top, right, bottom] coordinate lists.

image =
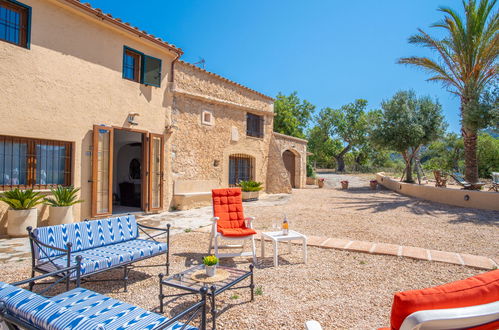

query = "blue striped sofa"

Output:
[[0, 263, 207, 330], [27, 215, 170, 291]]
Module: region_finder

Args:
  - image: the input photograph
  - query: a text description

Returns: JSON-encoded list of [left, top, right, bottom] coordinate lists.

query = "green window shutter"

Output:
[[141, 55, 162, 87]]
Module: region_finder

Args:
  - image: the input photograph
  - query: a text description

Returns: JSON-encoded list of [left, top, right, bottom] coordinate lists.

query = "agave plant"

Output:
[[44, 186, 84, 207], [239, 180, 264, 192], [0, 189, 45, 210]]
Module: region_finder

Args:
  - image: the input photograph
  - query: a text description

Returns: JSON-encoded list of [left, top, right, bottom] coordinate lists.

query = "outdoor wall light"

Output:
[[213, 160, 220, 167], [464, 194, 470, 201], [165, 124, 178, 133], [128, 112, 140, 126]]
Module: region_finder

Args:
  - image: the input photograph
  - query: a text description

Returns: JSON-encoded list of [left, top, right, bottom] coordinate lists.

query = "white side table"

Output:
[[260, 230, 307, 267]]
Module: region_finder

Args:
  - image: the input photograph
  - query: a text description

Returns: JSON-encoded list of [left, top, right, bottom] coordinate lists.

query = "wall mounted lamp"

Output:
[[128, 112, 140, 126]]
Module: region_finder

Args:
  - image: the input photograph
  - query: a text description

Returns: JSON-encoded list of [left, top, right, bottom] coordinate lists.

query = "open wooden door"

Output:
[[148, 133, 164, 211], [92, 125, 113, 217]]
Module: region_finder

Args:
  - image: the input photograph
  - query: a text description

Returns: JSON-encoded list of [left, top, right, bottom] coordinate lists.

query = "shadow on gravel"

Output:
[[334, 189, 499, 226]]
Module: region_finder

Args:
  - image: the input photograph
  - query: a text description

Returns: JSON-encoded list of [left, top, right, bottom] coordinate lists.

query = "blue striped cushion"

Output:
[[0, 282, 102, 329], [50, 288, 196, 329], [32, 215, 138, 259], [37, 239, 167, 277]]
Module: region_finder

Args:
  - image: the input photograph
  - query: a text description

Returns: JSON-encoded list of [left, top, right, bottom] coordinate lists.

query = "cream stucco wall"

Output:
[[0, 0, 178, 235], [377, 173, 499, 211]]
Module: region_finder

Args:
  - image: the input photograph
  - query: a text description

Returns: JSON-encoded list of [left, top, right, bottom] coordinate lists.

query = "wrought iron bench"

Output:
[[27, 214, 170, 292], [0, 257, 208, 330]]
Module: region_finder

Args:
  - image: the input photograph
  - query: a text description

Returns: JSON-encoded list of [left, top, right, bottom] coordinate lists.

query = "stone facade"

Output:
[[170, 61, 275, 208], [272, 133, 308, 189]]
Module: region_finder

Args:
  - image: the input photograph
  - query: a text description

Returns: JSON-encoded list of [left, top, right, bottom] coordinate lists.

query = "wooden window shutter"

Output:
[[141, 55, 162, 87]]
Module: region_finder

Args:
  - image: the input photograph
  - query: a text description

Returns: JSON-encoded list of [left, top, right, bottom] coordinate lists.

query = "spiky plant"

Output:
[[239, 180, 264, 192], [44, 186, 83, 207], [399, 0, 498, 184], [0, 189, 44, 210]]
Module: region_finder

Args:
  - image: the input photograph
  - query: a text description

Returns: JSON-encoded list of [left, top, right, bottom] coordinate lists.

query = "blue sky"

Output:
[[88, 0, 464, 132]]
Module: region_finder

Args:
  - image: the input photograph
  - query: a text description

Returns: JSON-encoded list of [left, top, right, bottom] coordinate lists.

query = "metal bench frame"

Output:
[[0, 257, 208, 330], [27, 219, 171, 292]]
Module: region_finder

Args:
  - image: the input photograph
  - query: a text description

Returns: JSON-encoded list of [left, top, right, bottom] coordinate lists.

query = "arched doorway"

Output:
[[283, 150, 296, 188]]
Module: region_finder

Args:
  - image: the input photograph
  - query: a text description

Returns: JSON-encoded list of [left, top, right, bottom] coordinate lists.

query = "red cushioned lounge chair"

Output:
[[305, 269, 499, 330], [208, 188, 257, 264]]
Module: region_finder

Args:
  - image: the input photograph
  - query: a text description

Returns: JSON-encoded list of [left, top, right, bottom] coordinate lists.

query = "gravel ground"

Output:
[[0, 232, 482, 329], [245, 174, 499, 258]]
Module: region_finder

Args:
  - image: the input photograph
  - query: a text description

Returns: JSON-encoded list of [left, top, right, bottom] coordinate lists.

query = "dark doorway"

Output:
[[113, 129, 143, 214]]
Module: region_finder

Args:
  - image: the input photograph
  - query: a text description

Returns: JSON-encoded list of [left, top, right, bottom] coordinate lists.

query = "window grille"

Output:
[[0, 0, 30, 48], [229, 154, 254, 186], [246, 113, 264, 138], [0, 135, 72, 190]]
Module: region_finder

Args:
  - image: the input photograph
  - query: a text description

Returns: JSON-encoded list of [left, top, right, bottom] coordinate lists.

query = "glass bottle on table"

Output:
[[282, 214, 289, 235]]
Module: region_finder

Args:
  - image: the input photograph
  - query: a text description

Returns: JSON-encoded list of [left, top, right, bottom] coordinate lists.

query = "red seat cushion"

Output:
[[212, 188, 255, 237], [390, 270, 499, 330], [218, 228, 257, 237]]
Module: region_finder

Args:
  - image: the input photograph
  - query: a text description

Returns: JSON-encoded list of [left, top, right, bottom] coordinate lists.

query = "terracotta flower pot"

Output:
[[49, 205, 74, 226], [242, 191, 259, 202], [370, 180, 378, 190], [318, 180, 325, 188], [7, 208, 37, 237], [340, 181, 349, 189]]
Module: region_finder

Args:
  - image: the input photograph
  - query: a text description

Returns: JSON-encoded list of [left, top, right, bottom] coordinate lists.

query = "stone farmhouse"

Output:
[[0, 0, 307, 235]]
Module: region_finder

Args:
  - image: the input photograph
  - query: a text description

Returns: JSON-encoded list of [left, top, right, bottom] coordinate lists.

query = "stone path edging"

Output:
[[197, 227, 497, 270]]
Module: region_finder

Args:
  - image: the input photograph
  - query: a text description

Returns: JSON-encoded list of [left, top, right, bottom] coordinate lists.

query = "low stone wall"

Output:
[[376, 173, 499, 211]]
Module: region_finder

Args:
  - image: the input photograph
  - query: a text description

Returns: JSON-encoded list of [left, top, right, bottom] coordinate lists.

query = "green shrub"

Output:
[[239, 180, 263, 192], [306, 162, 316, 178], [44, 186, 83, 207], [0, 189, 44, 210]]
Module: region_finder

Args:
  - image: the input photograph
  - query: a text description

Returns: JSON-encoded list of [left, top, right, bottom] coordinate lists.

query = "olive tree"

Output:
[[372, 91, 445, 182]]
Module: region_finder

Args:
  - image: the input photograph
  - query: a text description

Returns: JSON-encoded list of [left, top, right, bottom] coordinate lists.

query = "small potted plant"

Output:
[[317, 178, 325, 188], [203, 255, 219, 277], [44, 186, 84, 226], [340, 180, 349, 189], [370, 180, 378, 190], [0, 189, 44, 237], [239, 180, 263, 202]]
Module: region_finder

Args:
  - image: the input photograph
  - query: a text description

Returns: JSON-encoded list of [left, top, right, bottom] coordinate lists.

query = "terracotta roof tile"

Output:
[[178, 60, 274, 101], [62, 0, 183, 55]]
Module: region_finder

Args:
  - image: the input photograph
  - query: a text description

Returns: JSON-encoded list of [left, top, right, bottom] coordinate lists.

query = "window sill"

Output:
[[246, 135, 264, 140]]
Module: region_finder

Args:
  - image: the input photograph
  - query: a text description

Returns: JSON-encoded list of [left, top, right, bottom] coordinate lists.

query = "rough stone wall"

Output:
[[266, 135, 292, 194], [171, 94, 274, 200], [174, 61, 274, 112], [272, 133, 308, 189]]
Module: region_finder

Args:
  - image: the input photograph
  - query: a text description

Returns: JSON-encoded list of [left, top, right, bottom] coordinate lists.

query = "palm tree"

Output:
[[399, 0, 498, 184]]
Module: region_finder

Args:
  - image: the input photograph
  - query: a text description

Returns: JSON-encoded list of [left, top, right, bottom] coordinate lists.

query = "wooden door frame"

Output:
[[148, 133, 164, 211], [92, 125, 114, 217]]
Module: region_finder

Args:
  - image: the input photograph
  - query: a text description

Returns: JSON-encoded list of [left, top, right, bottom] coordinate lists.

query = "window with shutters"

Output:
[[0, 135, 72, 190], [0, 0, 31, 48], [229, 154, 254, 186], [122, 46, 162, 87], [246, 113, 264, 138]]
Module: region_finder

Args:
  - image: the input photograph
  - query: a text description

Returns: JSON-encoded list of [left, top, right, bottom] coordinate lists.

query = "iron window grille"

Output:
[[246, 113, 264, 138], [229, 154, 254, 186], [0, 135, 72, 191], [0, 0, 31, 48]]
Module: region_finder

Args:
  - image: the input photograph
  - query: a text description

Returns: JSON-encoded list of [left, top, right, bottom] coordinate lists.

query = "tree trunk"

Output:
[[462, 127, 479, 183], [402, 150, 414, 183], [334, 144, 351, 172], [335, 156, 346, 172]]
